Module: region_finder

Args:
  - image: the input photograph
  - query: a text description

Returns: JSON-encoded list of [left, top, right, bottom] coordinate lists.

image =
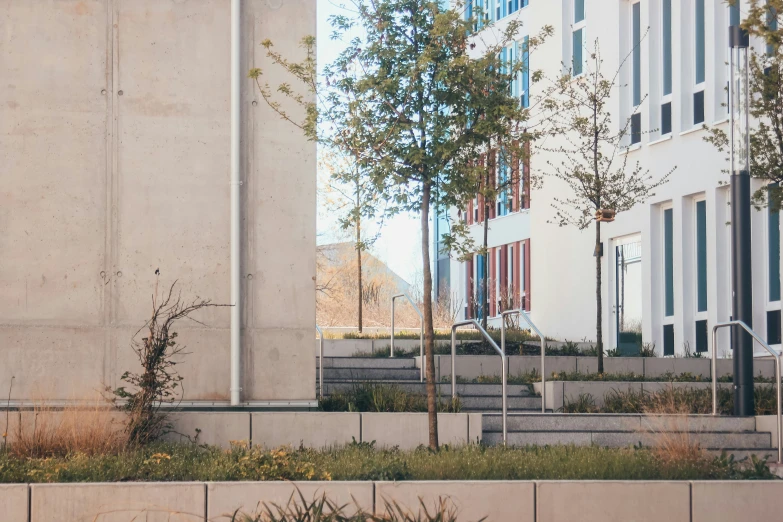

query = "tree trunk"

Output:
[[421, 182, 439, 451], [595, 220, 604, 373], [357, 212, 363, 334]]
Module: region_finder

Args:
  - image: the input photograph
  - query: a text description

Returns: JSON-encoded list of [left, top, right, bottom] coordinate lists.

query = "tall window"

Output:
[[769, 186, 781, 344], [768, 4, 779, 58], [696, 200, 708, 312], [664, 207, 674, 317], [573, 0, 586, 76], [663, 206, 674, 355], [631, 1, 642, 145], [661, 0, 673, 134], [693, 0, 706, 124]]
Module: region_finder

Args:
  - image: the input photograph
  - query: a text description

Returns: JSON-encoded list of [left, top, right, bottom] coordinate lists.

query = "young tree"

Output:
[[251, 0, 543, 450], [704, 1, 783, 209], [542, 42, 674, 373]]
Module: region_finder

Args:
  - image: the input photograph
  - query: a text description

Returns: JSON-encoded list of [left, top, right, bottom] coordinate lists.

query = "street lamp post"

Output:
[[729, 25, 754, 416]]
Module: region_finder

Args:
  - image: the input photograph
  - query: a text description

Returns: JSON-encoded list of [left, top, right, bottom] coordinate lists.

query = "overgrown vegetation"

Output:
[[112, 280, 227, 445], [232, 490, 466, 522], [561, 386, 779, 415], [319, 383, 460, 413], [0, 442, 772, 483]]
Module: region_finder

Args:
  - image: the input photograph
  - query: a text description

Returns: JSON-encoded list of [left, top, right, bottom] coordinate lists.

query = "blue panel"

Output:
[[663, 0, 672, 95], [633, 2, 641, 106], [730, 1, 741, 26], [522, 35, 530, 108], [697, 200, 708, 312], [664, 208, 674, 317], [770, 194, 781, 302], [575, 0, 585, 23], [573, 28, 583, 76], [477, 255, 486, 320], [695, 0, 705, 84]]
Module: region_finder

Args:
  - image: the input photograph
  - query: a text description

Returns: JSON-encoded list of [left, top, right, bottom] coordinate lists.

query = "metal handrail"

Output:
[[451, 319, 507, 445], [316, 324, 324, 400], [391, 293, 424, 382], [711, 320, 782, 464], [501, 309, 546, 413]]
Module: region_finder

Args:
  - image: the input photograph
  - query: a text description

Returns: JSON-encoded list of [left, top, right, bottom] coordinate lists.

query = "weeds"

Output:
[[0, 442, 772, 483], [319, 383, 460, 413]]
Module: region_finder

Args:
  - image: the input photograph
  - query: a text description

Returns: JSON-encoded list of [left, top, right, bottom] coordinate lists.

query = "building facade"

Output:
[[442, 0, 781, 357], [0, 0, 317, 405]]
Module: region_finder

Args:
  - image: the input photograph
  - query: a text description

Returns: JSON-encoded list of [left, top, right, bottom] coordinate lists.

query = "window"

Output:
[[730, 1, 741, 26], [661, 0, 673, 134], [696, 319, 708, 353], [768, 5, 778, 58], [521, 35, 530, 108], [770, 205, 781, 302], [572, 0, 586, 76], [696, 200, 708, 312], [664, 324, 675, 356], [693, 0, 706, 124], [630, 1, 642, 145], [664, 207, 674, 317]]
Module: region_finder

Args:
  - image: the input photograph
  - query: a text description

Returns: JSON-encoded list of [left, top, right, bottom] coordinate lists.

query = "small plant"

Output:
[[561, 393, 598, 413], [639, 342, 657, 357], [113, 280, 228, 445], [319, 383, 460, 413]]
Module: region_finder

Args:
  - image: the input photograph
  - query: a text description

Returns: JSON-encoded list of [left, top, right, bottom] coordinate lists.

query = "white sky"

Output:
[[316, 0, 422, 285]]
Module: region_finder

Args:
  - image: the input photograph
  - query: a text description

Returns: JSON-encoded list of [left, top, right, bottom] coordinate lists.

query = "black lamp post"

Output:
[[729, 25, 754, 416]]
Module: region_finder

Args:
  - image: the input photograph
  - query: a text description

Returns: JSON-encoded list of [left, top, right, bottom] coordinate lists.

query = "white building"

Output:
[[441, 0, 781, 358]]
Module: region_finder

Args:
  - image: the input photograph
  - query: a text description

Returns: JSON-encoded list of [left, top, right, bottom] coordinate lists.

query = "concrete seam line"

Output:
[[249, 412, 253, 447], [689, 481, 693, 522], [203, 483, 208, 522], [533, 481, 538, 522], [359, 413, 363, 443], [27, 483, 31, 522]]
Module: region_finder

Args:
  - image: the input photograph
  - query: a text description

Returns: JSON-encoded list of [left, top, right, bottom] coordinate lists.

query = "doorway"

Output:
[[615, 236, 643, 355]]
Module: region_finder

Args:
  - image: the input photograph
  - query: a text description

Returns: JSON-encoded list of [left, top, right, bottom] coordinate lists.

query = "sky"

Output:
[[315, 0, 423, 285]]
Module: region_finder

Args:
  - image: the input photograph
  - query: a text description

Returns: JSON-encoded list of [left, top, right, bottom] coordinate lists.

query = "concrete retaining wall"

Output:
[[417, 355, 775, 382], [8, 481, 783, 521], [1, 0, 316, 404], [535, 381, 743, 411]]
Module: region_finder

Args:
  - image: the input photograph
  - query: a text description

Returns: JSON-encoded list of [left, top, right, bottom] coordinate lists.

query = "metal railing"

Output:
[[501, 308, 546, 413], [390, 293, 424, 382], [451, 319, 508, 445], [316, 324, 324, 400], [711, 320, 782, 464]]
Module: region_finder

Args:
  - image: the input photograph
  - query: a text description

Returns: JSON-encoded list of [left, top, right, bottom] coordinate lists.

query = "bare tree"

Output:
[[541, 41, 674, 373], [112, 280, 229, 445]]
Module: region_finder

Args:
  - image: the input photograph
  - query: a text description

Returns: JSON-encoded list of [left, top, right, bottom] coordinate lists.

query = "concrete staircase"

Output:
[[482, 413, 777, 458], [318, 357, 542, 413]]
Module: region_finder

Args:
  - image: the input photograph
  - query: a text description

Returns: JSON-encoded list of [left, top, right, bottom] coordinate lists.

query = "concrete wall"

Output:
[[0, 0, 316, 403], [10, 480, 783, 521]]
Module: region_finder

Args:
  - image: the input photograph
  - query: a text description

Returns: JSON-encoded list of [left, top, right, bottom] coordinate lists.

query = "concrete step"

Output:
[[321, 382, 533, 397], [321, 368, 421, 380], [318, 357, 417, 369], [481, 414, 758, 433], [483, 430, 772, 449], [458, 396, 541, 410]]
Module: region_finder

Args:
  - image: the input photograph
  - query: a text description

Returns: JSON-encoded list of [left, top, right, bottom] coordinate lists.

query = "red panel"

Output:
[[513, 242, 521, 308], [525, 239, 532, 310]]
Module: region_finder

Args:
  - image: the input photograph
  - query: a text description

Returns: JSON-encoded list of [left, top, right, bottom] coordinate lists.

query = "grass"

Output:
[[318, 383, 461, 413], [561, 386, 779, 415], [0, 442, 774, 484], [442, 370, 778, 386]]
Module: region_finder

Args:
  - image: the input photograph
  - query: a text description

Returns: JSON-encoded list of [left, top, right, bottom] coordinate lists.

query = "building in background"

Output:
[[439, 0, 781, 357]]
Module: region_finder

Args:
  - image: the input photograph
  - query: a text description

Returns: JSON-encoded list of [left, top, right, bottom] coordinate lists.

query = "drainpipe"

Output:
[[230, 0, 242, 406]]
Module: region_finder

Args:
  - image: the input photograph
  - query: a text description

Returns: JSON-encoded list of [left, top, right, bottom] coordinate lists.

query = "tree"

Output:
[[320, 152, 385, 333], [541, 41, 673, 373], [251, 0, 542, 450], [704, 0, 783, 210]]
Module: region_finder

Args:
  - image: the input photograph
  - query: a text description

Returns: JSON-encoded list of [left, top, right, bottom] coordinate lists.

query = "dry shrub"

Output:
[[10, 398, 128, 458], [640, 389, 706, 466]]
